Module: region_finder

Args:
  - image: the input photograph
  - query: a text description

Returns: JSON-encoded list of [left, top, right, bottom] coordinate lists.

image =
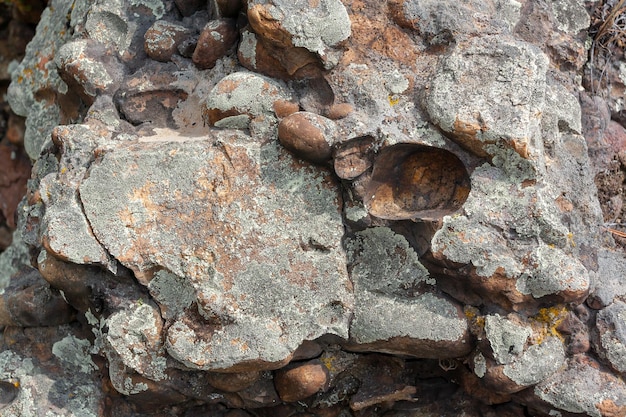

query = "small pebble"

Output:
[[192, 19, 238, 69], [274, 360, 329, 402], [144, 20, 192, 62], [278, 112, 338, 164]]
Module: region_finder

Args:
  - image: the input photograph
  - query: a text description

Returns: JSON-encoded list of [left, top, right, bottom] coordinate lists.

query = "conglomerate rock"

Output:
[[0, 0, 624, 416]]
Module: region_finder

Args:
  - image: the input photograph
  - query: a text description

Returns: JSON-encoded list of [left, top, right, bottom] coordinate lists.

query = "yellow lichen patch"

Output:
[[464, 305, 485, 338], [567, 232, 576, 247], [320, 355, 337, 373], [530, 305, 568, 344], [388, 94, 400, 106]]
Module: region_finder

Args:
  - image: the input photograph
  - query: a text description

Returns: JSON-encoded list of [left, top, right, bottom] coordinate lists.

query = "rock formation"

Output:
[[1, 0, 626, 416]]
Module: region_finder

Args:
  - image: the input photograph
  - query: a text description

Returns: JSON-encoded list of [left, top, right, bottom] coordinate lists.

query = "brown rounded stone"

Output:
[[273, 99, 300, 118], [144, 20, 192, 62], [278, 112, 337, 164], [205, 371, 261, 392], [274, 360, 329, 402], [326, 103, 354, 120], [333, 136, 375, 180], [364, 144, 471, 221], [192, 19, 238, 69], [2, 268, 75, 327]]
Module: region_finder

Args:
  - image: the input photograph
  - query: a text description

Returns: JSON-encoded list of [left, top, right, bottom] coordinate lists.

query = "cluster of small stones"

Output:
[[1, 0, 626, 416]]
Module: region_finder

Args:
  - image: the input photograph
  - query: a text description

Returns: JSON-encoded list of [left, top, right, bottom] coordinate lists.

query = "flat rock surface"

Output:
[[79, 131, 352, 371]]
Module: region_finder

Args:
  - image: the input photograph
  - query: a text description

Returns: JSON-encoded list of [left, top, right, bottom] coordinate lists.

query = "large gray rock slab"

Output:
[[531, 355, 626, 417], [425, 35, 548, 158], [344, 227, 471, 358], [595, 301, 626, 374], [79, 131, 353, 371]]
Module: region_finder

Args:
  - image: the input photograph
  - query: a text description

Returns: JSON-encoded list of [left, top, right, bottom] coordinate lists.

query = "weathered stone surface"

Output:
[[425, 36, 548, 158], [202, 71, 293, 128], [473, 314, 566, 394], [589, 249, 626, 309], [345, 227, 471, 358], [2, 0, 620, 415], [247, 0, 351, 71], [595, 301, 626, 374], [192, 19, 238, 69], [115, 62, 189, 128], [7, 0, 88, 159], [530, 355, 626, 417], [431, 155, 590, 309], [55, 38, 126, 103], [79, 132, 352, 371], [144, 20, 192, 62], [278, 112, 338, 164], [0, 325, 103, 416], [389, 0, 521, 41]]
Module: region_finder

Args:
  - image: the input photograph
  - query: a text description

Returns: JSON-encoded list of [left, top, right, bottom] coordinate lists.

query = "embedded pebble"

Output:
[[202, 71, 292, 127], [55, 39, 126, 103], [144, 20, 192, 62], [192, 19, 238, 69], [278, 111, 338, 164], [274, 360, 329, 402]]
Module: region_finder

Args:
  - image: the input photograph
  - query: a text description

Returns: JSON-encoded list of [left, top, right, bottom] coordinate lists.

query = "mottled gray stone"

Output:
[[502, 336, 565, 386], [596, 301, 626, 373], [484, 314, 531, 365], [534, 355, 626, 417], [7, 0, 86, 159], [431, 157, 590, 306], [550, 0, 590, 35], [425, 35, 548, 157], [345, 227, 471, 358], [79, 131, 352, 371], [397, 0, 521, 39], [589, 249, 626, 308], [248, 0, 351, 68], [104, 302, 168, 394], [0, 230, 30, 292], [202, 71, 292, 128], [0, 328, 103, 417]]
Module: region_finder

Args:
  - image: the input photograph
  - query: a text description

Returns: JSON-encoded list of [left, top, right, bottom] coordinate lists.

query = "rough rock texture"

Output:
[[1, 0, 625, 416]]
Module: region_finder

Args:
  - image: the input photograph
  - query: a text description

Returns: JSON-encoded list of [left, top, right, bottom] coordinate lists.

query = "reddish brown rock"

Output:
[[274, 360, 329, 402], [273, 99, 300, 118], [5, 114, 25, 146], [278, 112, 338, 164], [0, 267, 75, 327], [144, 20, 192, 62], [325, 103, 353, 120], [364, 144, 470, 221], [0, 142, 30, 229], [192, 19, 238, 69], [206, 371, 261, 392], [332, 136, 375, 180]]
